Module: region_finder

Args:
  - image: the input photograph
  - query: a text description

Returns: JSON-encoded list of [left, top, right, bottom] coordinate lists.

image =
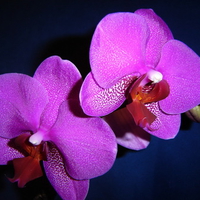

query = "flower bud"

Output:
[[185, 105, 200, 122]]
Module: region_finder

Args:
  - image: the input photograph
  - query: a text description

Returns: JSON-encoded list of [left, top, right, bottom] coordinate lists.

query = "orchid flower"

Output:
[[80, 9, 200, 150], [0, 56, 117, 200]]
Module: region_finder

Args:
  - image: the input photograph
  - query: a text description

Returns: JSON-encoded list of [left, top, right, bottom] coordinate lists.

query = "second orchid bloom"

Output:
[[0, 56, 117, 200], [80, 9, 200, 150]]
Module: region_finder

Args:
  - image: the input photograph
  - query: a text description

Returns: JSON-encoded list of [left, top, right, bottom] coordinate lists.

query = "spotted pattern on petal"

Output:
[[92, 75, 136, 114], [43, 142, 89, 200], [44, 142, 71, 196], [145, 102, 161, 130]]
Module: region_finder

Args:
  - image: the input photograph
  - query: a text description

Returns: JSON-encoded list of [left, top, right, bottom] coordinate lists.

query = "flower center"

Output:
[[126, 70, 170, 130], [9, 132, 47, 187]]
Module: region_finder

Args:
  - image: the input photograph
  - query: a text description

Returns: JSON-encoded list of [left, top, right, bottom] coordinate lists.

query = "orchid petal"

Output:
[[0, 100, 36, 138], [104, 107, 150, 150], [145, 106, 181, 139], [34, 56, 82, 130], [157, 40, 200, 114], [135, 9, 173, 67], [0, 73, 48, 135], [0, 137, 24, 165], [80, 72, 136, 116], [90, 12, 150, 88], [49, 100, 117, 180], [44, 142, 89, 200]]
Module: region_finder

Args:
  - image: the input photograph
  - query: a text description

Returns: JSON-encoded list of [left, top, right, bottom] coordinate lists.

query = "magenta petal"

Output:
[[0, 73, 48, 136], [145, 110, 181, 139], [0, 100, 35, 138], [44, 142, 89, 200], [157, 40, 200, 114], [90, 12, 150, 88], [49, 100, 117, 180], [104, 108, 150, 150], [33, 56, 82, 129], [0, 137, 24, 165], [135, 9, 173, 67], [80, 72, 136, 116]]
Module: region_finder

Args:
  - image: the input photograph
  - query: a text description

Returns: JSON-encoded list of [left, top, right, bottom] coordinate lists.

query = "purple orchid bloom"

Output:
[[0, 56, 117, 200], [80, 9, 200, 150]]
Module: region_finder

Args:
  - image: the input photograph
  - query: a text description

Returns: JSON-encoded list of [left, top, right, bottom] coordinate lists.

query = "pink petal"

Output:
[[157, 40, 200, 114], [90, 12, 150, 88], [0, 100, 35, 138], [0, 137, 24, 165], [0, 74, 48, 138], [103, 107, 150, 150], [33, 56, 82, 130], [145, 107, 181, 139], [80, 72, 137, 116], [49, 100, 117, 180], [43, 142, 89, 200], [135, 9, 173, 67]]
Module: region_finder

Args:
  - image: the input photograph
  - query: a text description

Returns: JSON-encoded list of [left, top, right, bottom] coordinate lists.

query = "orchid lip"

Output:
[[126, 70, 170, 130], [9, 133, 47, 187]]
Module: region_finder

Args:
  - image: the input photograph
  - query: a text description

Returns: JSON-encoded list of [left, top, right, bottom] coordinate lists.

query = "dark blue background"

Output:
[[1, 0, 200, 199]]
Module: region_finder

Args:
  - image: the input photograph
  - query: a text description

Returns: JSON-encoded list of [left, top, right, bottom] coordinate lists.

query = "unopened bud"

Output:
[[185, 105, 200, 122]]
